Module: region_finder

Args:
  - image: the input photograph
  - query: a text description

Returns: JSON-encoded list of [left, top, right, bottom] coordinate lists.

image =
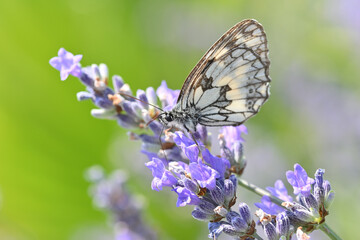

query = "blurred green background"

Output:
[[0, 0, 359, 239]]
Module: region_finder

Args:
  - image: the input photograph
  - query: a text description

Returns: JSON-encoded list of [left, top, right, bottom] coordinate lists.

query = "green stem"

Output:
[[237, 178, 342, 240], [237, 178, 284, 206], [318, 223, 343, 240]]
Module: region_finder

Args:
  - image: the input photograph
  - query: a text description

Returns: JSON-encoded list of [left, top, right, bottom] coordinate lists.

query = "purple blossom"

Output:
[[286, 164, 315, 196], [172, 131, 199, 162], [220, 125, 248, 149], [174, 186, 201, 207], [266, 180, 293, 202], [189, 162, 219, 190], [156, 80, 180, 110], [145, 158, 177, 191], [202, 148, 230, 177], [255, 196, 284, 215], [49, 48, 82, 80]]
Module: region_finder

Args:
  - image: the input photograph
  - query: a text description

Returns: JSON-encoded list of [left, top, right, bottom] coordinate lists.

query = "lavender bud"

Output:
[[276, 212, 290, 237], [136, 89, 149, 109], [119, 83, 132, 96], [210, 186, 225, 206], [264, 222, 277, 240], [92, 64, 101, 79], [285, 210, 308, 226], [221, 224, 240, 236], [79, 71, 94, 87], [146, 87, 157, 106], [112, 75, 124, 91], [198, 199, 217, 214], [226, 211, 241, 222], [223, 178, 235, 203], [314, 168, 325, 204], [94, 89, 114, 109], [132, 103, 144, 118], [77, 91, 93, 101], [229, 175, 238, 192], [99, 63, 108, 80], [117, 114, 138, 128], [122, 101, 137, 118], [292, 207, 315, 222], [314, 185, 325, 205], [231, 217, 248, 232], [314, 168, 325, 187], [91, 108, 116, 119], [324, 180, 331, 194], [238, 202, 252, 225], [192, 209, 212, 221], [183, 178, 199, 194], [301, 194, 319, 211], [325, 190, 335, 210]]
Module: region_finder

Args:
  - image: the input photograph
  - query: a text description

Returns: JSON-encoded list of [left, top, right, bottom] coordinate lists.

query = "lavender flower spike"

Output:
[[49, 48, 82, 80], [286, 163, 315, 196]]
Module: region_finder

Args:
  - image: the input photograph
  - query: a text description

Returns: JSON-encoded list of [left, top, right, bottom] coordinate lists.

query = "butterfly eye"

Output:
[[165, 114, 174, 122]]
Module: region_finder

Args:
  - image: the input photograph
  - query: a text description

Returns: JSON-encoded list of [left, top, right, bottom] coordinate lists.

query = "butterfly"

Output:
[[158, 19, 271, 132]]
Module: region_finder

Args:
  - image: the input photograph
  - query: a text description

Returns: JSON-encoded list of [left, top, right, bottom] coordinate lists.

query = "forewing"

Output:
[[178, 19, 271, 126]]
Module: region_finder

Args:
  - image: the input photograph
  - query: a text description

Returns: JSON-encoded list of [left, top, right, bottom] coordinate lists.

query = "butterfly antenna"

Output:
[[145, 111, 161, 127], [119, 92, 164, 112]]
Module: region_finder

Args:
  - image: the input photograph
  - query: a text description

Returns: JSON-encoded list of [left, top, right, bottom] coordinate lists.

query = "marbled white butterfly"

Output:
[[158, 19, 271, 132]]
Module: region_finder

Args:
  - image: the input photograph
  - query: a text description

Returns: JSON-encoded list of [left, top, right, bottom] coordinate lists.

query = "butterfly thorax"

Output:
[[158, 104, 200, 132]]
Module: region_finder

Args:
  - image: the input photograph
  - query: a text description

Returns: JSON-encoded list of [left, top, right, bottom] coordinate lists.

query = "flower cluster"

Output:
[[255, 164, 335, 239], [50, 48, 338, 240], [86, 166, 157, 240]]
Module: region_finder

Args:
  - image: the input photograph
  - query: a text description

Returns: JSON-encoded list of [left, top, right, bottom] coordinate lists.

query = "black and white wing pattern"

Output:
[[178, 19, 271, 127]]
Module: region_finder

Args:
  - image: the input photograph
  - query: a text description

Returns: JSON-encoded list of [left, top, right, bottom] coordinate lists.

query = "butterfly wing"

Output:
[[177, 19, 271, 126]]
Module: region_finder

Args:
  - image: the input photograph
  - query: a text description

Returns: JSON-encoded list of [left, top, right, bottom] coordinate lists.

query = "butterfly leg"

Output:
[[158, 125, 173, 162], [190, 132, 205, 162]]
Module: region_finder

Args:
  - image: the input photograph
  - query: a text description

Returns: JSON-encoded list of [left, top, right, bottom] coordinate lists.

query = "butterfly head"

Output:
[[158, 112, 174, 125]]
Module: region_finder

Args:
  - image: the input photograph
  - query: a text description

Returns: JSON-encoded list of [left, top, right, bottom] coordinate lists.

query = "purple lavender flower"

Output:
[[156, 80, 180, 110], [255, 195, 284, 215], [220, 125, 247, 149], [286, 164, 315, 196], [202, 148, 230, 177], [172, 131, 200, 163], [174, 186, 201, 207], [49, 48, 82, 80], [218, 126, 246, 175], [189, 162, 219, 190], [145, 158, 177, 191], [266, 180, 293, 202]]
